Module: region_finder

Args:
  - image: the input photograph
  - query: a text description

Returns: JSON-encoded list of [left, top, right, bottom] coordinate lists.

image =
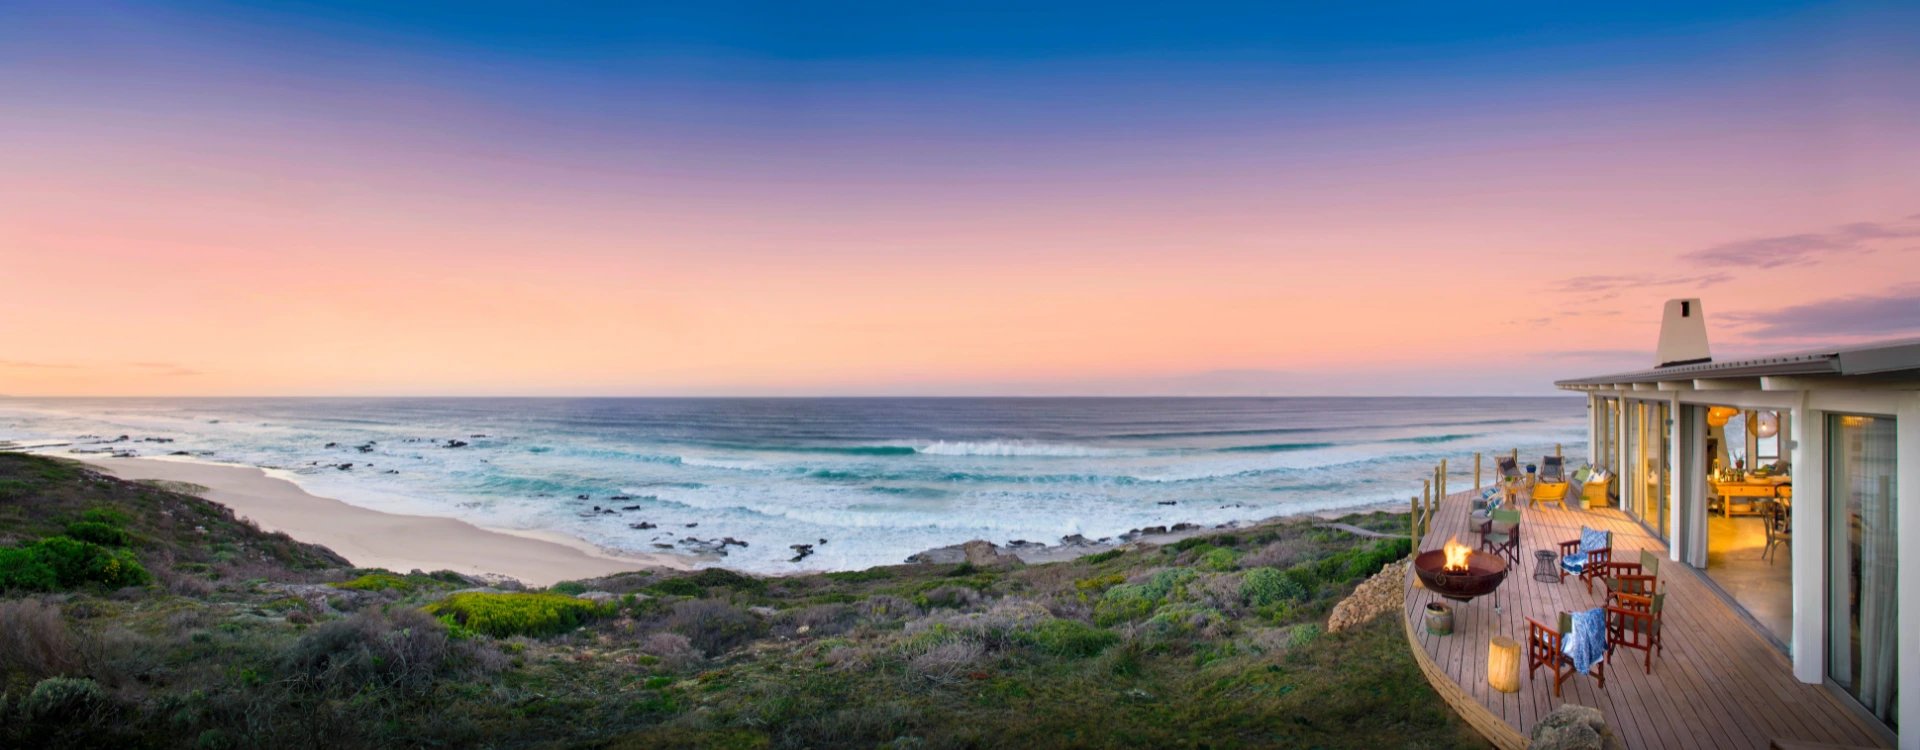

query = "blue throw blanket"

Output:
[[1563, 607, 1607, 675]]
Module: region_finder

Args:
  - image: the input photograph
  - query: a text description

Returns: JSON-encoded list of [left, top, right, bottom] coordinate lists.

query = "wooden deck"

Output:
[[1403, 488, 1890, 750]]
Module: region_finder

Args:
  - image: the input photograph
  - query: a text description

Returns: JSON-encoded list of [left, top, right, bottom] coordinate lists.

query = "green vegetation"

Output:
[[425, 592, 611, 638], [0, 452, 1474, 749], [0, 502, 150, 592]]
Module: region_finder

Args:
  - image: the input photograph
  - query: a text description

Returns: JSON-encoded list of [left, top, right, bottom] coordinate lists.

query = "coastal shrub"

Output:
[[664, 599, 766, 656], [1241, 567, 1307, 608], [1073, 573, 1125, 593], [0, 600, 79, 685], [907, 639, 985, 684], [1092, 584, 1156, 626], [1140, 605, 1226, 642], [1018, 619, 1117, 658], [1197, 547, 1241, 572], [20, 676, 108, 722], [823, 569, 891, 583], [646, 578, 703, 597], [425, 592, 610, 638], [1140, 568, 1196, 600], [284, 608, 453, 695], [920, 585, 982, 610], [0, 478, 35, 500], [687, 568, 767, 594], [549, 581, 588, 595], [0, 547, 60, 591], [640, 632, 703, 672], [1081, 549, 1125, 564], [856, 595, 919, 623], [62, 521, 130, 548], [332, 572, 424, 593], [0, 537, 148, 592]]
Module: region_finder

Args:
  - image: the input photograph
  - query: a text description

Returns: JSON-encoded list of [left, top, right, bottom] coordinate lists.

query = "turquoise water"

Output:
[[0, 397, 1584, 571]]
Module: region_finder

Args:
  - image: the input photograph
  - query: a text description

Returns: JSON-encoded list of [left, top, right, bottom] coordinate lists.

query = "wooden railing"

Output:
[[1410, 445, 1563, 541]]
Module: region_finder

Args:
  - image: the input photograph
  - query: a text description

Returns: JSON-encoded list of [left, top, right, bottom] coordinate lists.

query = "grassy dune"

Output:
[[0, 452, 1481, 749]]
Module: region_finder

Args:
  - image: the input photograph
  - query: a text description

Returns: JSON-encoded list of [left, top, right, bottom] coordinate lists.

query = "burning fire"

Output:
[[1442, 537, 1472, 572]]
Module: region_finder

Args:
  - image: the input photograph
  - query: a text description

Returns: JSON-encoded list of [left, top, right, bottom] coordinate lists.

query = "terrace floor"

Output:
[[1402, 488, 1890, 750]]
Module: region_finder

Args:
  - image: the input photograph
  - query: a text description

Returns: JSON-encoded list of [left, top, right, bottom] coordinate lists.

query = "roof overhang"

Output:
[[1554, 337, 1920, 391]]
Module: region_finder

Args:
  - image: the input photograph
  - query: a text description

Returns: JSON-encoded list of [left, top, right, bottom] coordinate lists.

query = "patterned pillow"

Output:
[[1579, 527, 1609, 553]]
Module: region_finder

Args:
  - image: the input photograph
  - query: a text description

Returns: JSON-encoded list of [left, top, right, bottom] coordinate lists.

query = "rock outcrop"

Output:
[[1326, 559, 1408, 633], [1528, 704, 1618, 750]]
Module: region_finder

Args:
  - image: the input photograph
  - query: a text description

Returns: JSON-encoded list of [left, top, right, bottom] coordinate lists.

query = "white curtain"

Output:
[[1854, 419, 1897, 723]]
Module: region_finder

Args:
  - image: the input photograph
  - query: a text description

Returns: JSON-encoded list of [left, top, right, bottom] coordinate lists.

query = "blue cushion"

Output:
[[1560, 552, 1587, 573], [1480, 487, 1500, 501], [1579, 527, 1608, 554]]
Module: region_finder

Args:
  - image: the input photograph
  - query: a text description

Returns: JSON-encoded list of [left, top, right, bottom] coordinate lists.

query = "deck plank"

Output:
[[1404, 487, 1890, 750]]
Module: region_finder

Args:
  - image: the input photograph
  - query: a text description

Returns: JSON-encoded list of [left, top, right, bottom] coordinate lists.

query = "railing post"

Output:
[[1422, 479, 1432, 536], [1474, 452, 1482, 491], [1440, 458, 1449, 499], [1556, 443, 1563, 458], [1410, 495, 1419, 541]]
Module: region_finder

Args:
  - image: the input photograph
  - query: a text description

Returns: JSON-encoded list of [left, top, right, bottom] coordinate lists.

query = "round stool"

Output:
[[1533, 549, 1561, 583]]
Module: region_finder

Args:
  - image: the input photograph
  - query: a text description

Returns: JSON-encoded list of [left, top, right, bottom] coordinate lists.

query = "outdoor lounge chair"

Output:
[[1605, 590, 1664, 674], [1603, 549, 1659, 604], [1495, 455, 1522, 483], [1480, 507, 1520, 564], [1532, 455, 1569, 509], [1527, 610, 1610, 697], [1557, 528, 1613, 593]]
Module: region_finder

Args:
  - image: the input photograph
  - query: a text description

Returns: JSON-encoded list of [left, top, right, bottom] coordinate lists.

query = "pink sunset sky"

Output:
[[2, 2, 1918, 397]]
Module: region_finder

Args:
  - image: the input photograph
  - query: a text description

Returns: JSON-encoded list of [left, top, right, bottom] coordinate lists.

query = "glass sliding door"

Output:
[[1827, 414, 1898, 728], [1626, 400, 1672, 540], [1597, 397, 1620, 472]]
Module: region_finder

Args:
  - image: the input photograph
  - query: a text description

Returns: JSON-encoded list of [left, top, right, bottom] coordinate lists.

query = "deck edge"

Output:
[[1403, 566, 1529, 750]]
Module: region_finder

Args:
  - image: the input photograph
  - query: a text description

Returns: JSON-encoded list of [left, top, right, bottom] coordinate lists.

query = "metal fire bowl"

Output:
[[1413, 549, 1510, 602]]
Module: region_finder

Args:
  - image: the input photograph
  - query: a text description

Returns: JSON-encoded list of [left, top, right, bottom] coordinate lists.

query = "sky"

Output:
[[2, 1, 1918, 397]]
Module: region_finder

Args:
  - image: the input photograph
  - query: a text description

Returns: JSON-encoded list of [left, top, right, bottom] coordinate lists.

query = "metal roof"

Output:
[[1554, 336, 1920, 388]]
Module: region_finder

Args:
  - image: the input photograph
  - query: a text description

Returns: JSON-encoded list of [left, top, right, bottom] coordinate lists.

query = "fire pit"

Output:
[[1414, 537, 1509, 606]]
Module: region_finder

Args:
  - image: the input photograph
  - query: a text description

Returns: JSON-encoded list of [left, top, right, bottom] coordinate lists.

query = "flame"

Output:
[[1443, 537, 1472, 572]]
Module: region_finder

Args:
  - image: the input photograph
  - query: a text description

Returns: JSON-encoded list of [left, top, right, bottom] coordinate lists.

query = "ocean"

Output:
[[0, 397, 1585, 572]]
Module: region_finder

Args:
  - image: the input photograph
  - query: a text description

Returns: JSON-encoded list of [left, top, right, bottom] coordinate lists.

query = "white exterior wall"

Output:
[[1789, 392, 1825, 683]]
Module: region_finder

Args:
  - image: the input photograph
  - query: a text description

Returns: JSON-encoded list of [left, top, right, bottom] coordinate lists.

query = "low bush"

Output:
[[1081, 549, 1124, 564], [646, 578, 703, 597], [332, 572, 426, 593], [425, 592, 611, 638], [0, 600, 79, 688], [686, 568, 767, 594], [1073, 573, 1125, 593], [283, 608, 455, 695], [19, 676, 108, 722], [1240, 567, 1306, 608], [664, 599, 766, 656], [823, 569, 891, 583], [1018, 619, 1117, 658], [549, 580, 588, 595], [0, 536, 149, 592], [1197, 547, 1241, 572], [62, 521, 130, 547]]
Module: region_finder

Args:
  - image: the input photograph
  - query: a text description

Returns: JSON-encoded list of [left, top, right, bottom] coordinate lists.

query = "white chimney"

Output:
[[1656, 298, 1711, 368]]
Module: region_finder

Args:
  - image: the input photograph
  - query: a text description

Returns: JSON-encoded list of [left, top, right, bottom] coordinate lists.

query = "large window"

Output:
[[1827, 414, 1898, 727], [1627, 401, 1671, 539], [1596, 397, 1620, 472]]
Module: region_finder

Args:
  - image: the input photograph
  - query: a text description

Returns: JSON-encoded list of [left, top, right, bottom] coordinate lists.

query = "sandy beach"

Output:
[[49, 453, 693, 586]]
